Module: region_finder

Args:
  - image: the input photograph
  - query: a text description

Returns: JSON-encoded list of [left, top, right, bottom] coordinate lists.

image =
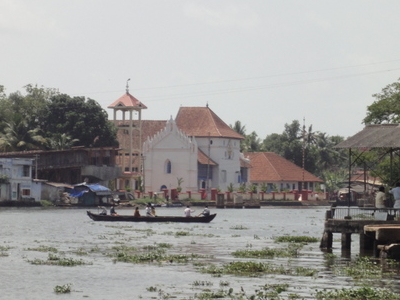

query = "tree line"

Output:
[[0, 84, 118, 152], [2, 78, 400, 192]]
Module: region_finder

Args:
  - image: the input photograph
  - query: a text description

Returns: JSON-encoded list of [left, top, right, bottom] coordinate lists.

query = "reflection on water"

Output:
[[0, 206, 399, 299]]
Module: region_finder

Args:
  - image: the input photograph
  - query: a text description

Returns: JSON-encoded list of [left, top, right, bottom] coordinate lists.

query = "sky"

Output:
[[2, 0, 400, 140]]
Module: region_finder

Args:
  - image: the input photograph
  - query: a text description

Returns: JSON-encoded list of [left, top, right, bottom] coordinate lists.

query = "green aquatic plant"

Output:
[[192, 280, 213, 287], [25, 245, 58, 252], [314, 286, 400, 300], [200, 261, 317, 277], [336, 256, 395, 280], [175, 231, 190, 236], [29, 254, 91, 266], [232, 244, 303, 259], [54, 283, 72, 294], [113, 248, 203, 264], [229, 225, 249, 230], [273, 235, 319, 243]]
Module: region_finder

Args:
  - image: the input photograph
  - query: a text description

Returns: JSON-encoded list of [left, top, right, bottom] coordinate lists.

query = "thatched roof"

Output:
[[335, 124, 400, 149]]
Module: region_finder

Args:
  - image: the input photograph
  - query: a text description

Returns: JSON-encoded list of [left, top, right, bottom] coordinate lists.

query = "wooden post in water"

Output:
[[341, 233, 351, 249], [320, 210, 333, 249]]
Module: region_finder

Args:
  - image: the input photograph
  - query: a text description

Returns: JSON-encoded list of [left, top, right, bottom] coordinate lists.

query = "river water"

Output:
[[0, 206, 399, 300]]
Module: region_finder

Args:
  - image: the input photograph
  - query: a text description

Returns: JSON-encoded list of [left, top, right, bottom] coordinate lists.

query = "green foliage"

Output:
[[273, 235, 319, 243], [315, 286, 400, 300], [29, 254, 91, 266], [54, 284, 72, 294], [40, 200, 54, 207], [176, 177, 184, 192], [227, 183, 235, 192], [201, 261, 317, 277], [41, 94, 118, 148], [321, 170, 346, 193], [0, 85, 118, 153], [259, 182, 268, 193], [232, 244, 302, 258], [238, 182, 247, 193], [364, 79, 400, 125]]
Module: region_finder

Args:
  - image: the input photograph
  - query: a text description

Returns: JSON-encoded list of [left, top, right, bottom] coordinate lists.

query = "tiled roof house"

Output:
[[245, 152, 323, 192]]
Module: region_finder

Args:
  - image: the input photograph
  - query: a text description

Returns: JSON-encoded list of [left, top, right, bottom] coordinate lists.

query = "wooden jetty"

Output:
[[320, 207, 400, 255]]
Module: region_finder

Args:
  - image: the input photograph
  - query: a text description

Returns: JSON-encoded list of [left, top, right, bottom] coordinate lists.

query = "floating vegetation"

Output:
[[112, 245, 137, 252], [229, 225, 248, 230], [29, 253, 91, 266], [113, 248, 203, 264], [25, 245, 58, 253], [200, 261, 317, 277], [273, 235, 319, 244], [232, 244, 303, 259], [194, 288, 234, 299], [175, 231, 190, 236], [0, 245, 11, 257], [192, 280, 213, 287], [314, 286, 400, 300], [54, 283, 72, 294], [72, 248, 88, 256], [335, 256, 395, 280], [191, 284, 300, 300]]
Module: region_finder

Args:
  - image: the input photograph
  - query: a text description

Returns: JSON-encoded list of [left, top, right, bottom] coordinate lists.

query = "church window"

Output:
[[165, 160, 172, 174]]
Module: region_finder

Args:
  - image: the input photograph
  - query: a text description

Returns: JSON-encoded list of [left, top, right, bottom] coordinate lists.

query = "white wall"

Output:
[[196, 137, 242, 191], [143, 119, 198, 193]]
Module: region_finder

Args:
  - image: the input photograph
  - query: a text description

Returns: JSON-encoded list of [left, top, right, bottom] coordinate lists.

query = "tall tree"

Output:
[[363, 79, 400, 124], [0, 113, 47, 151], [41, 94, 118, 148]]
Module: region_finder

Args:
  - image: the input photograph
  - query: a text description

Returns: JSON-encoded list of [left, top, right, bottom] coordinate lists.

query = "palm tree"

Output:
[[230, 120, 246, 136], [48, 133, 79, 150], [0, 114, 47, 152]]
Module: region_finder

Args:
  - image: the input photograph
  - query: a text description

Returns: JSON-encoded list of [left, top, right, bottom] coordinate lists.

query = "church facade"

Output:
[[108, 91, 249, 195]]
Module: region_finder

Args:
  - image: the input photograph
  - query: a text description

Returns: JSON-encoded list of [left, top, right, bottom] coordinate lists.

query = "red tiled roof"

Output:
[[198, 148, 217, 165], [244, 152, 323, 183], [175, 106, 244, 139], [108, 92, 147, 109]]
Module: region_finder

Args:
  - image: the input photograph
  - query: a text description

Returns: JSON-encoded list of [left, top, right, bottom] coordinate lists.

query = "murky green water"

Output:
[[0, 206, 399, 299]]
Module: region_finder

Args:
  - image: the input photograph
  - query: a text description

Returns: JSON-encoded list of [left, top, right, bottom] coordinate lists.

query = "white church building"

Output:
[[109, 91, 250, 195]]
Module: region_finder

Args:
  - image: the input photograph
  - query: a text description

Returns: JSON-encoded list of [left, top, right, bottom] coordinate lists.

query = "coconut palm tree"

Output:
[[0, 114, 47, 152]]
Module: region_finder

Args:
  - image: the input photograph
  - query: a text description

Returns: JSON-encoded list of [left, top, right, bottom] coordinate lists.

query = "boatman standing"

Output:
[[389, 182, 400, 209]]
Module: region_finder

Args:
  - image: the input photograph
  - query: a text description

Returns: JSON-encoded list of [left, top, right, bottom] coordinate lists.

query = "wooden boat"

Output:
[[86, 211, 216, 223]]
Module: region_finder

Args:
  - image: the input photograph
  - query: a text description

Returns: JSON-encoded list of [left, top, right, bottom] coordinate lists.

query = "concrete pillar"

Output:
[[359, 232, 374, 251], [320, 231, 333, 249], [341, 233, 351, 250]]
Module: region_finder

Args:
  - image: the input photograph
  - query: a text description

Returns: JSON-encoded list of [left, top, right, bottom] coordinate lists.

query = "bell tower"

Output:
[[108, 79, 147, 191]]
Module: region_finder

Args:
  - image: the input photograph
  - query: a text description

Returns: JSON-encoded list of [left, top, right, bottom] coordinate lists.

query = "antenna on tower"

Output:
[[126, 78, 131, 93]]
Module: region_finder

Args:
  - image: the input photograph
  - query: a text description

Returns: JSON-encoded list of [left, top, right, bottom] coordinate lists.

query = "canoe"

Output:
[[86, 211, 216, 223]]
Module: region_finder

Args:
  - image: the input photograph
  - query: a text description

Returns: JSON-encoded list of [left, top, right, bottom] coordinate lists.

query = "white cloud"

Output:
[[183, 1, 259, 30]]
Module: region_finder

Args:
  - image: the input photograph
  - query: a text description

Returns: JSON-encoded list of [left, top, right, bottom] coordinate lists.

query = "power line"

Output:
[[73, 59, 400, 97]]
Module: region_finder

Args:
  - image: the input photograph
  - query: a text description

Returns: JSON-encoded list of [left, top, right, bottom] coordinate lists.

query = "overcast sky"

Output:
[[2, 0, 400, 140]]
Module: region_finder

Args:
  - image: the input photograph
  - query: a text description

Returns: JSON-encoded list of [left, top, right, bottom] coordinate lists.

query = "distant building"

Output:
[[109, 91, 249, 195], [244, 152, 323, 192], [0, 147, 121, 186], [0, 158, 40, 202]]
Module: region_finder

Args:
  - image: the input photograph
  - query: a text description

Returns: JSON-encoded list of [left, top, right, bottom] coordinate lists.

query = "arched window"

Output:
[[165, 160, 172, 174]]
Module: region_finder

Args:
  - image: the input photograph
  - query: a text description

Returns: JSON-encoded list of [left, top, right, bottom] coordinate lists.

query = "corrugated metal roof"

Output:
[[335, 124, 400, 149]]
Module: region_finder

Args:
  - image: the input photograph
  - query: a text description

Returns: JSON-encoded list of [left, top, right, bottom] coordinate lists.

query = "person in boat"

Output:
[[151, 205, 157, 217], [110, 203, 119, 216], [197, 205, 210, 217], [98, 206, 107, 216], [133, 206, 141, 217], [184, 205, 194, 217], [375, 186, 386, 209], [145, 203, 154, 217]]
